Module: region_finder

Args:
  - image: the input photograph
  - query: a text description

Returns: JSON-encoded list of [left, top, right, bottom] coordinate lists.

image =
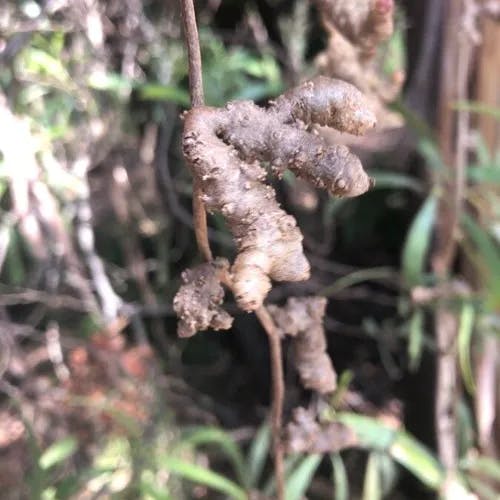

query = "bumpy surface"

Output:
[[315, 0, 394, 56], [313, 0, 404, 129], [268, 296, 336, 393], [173, 258, 233, 337], [285, 407, 357, 453], [183, 77, 375, 311]]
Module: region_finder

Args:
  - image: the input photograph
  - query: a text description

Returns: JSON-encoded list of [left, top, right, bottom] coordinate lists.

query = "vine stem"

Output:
[[255, 306, 286, 500], [180, 0, 212, 261], [179, 2, 285, 497]]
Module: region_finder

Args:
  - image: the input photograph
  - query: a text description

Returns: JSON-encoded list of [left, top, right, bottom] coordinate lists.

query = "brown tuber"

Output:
[[268, 296, 336, 394], [312, 0, 404, 129], [183, 77, 375, 311], [173, 258, 233, 338], [285, 407, 358, 454]]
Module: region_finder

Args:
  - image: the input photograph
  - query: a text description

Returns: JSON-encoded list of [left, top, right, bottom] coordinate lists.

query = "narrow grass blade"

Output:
[[39, 437, 78, 470], [362, 452, 381, 500], [178, 427, 247, 488], [285, 454, 322, 500], [458, 303, 476, 394], [320, 267, 397, 298], [330, 453, 349, 500], [247, 423, 271, 488], [369, 170, 425, 194], [401, 195, 437, 288], [336, 413, 445, 490], [160, 456, 247, 500], [408, 308, 425, 372]]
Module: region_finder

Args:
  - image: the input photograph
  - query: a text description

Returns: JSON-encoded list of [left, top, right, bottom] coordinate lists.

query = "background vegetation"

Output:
[[0, 1, 499, 499]]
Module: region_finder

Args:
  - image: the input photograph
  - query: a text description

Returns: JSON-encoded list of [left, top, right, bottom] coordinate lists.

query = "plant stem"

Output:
[[179, 3, 286, 495], [432, 0, 473, 474], [179, 0, 212, 261], [180, 0, 204, 108], [255, 306, 286, 500]]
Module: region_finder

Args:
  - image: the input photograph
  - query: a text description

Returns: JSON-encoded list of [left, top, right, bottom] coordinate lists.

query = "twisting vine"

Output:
[[178, 1, 287, 496], [176, 1, 377, 498]]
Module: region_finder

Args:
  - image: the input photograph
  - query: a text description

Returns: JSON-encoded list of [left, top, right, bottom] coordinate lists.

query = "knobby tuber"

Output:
[[173, 258, 233, 337], [183, 77, 375, 311], [285, 407, 358, 454], [268, 296, 336, 394], [312, 0, 404, 129]]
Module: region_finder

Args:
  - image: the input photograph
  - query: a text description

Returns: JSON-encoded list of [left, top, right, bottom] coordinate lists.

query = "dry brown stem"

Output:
[[255, 306, 286, 500], [269, 296, 337, 394], [312, 0, 404, 130], [183, 77, 375, 311], [179, 0, 212, 261], [432, 0, 476, 474]]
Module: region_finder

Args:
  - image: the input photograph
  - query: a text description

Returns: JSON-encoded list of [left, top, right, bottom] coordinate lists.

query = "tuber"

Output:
[[183, 77, 375, 311], [173, 258, 233, 337], [268, 296, 336, 394]]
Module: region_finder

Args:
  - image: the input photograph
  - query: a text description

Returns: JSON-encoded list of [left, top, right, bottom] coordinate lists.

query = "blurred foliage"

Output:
[[0, 1, 499, 499]]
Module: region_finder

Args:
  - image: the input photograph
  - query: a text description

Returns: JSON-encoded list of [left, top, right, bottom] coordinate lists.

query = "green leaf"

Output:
[[462, 215, 500, 310], [383, 25, 406, 77], [458, 303, 476, 393], [331, 453, 349, 500], [401, 195, 438, 287], [4, 227, 26, 285], [457, 400, 475, 458], [389, 431, 444, 489], [178, 427, 247, 488], [137, 83, 190, 106], [461, 455, 500, 479], [466, 476, 499, 500], [247, 423, 271, 488], [468, 166, 500, 184], [336, 413, 445, 490], [408, 309, 425, 371], [54, 475, 80, 499], [139, 473, 172, 500], [39, 437, 78, 470], [418, 138, 445, 172], [21, 47, 71, 85], [87, 71, 133, 95], [369, 170, 425, 194], [160, 456, 246, 500], [263, 453, 302, 495], [320, 267, 397, 298], [452, 101, 500, 121], [362, 452, 382, 500], [336, 413, 394, 450], [285, 454, 322, 500]]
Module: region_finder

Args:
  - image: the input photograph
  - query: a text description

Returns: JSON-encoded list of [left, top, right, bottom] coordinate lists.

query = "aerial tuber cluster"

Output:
[[268, 296, 336, 394], [312, 0, 404, 129], [182, 77, 375, 312]]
